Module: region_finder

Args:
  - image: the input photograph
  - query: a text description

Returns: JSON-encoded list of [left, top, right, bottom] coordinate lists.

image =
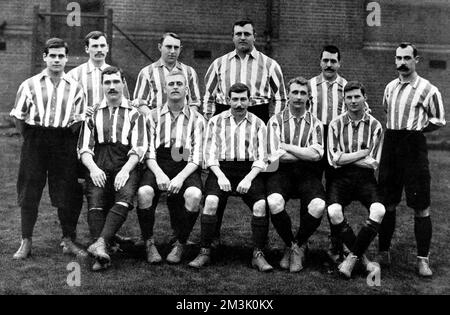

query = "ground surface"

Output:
[[0, 135, 449, 295]]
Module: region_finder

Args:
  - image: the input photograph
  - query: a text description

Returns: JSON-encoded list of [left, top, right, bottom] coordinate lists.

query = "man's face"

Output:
[[344, 88, 366, 114], [395, 46, 418, 77], [228, 91, 250, 117], [320, 51, 340, 80], [43, 47, 67, 73], [159, 36, 181, 65], [164, 74, 187, 102], [102, 72, 124, 103], [85, 36, 109, 63], [288, 83, 309, 111], [233, 24, 255, 54]]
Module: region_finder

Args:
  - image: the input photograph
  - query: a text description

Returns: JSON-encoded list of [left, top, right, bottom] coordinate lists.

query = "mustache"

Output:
[[397, 65, 409, 71], [108, 89, 118, 94], [95, 53, 105, 57], [325, 67, 334, 71]]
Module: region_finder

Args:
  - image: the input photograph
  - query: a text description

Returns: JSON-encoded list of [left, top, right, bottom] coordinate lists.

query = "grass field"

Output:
[[0, 134, 449, 295]]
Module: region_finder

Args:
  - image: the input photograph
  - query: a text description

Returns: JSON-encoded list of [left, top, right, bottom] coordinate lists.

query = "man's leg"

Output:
[[414, 207, 433, 277], [250, 199, 273, 272]]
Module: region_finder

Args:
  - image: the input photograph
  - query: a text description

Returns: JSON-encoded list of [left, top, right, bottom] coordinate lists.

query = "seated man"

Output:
[[189, 83, 272, 272], [78, 66, 147, 271], [266, 76, 326, 272], [136, 70, 205, 264], [326, 81, 385, 278]]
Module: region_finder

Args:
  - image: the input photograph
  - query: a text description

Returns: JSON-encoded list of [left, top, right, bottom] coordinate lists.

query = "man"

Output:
[[377, 43, 446, 277], [68, 30, 132, 249], [308, 45, 349, 264], [266, 77, 326, 272], [327, 81, 385, 279], [78, 66, 147, 271], [69, 31, 129, 107], [136, 70, 205, 264], [10, 38, 87, 259], [189, 83, 272, 272], [133, 32, 201, 114], [203, 19, 287, 245]]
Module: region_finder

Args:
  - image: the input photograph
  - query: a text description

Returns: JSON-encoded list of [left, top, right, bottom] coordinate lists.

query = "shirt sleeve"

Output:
[[203, 60, 219, 115], [145, 114, 157, 161], [308, 120, 324, 159], [426, 87, 446, 128], [128, 112, 148, 161], [188, 114, 205, 166], [267, 116, 286, 162], [327, 121, 342, 168], [77, 120, 96, 158], [10, 81, 32, 120], [133, 68, 152, 106], [252, 123, 268, 170], [204, 117, 220, 168], [187, 67, 201, 108], [269, 60, 287, 115]]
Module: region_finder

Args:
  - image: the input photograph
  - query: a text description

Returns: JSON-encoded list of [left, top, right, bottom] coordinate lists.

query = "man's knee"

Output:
[[308, 198, 326, 218], [204, 195, 219, 215], [414, 207, 430, 218], [327, 203, 344, 225], [369, 202, 385, 223], [267, 193, 285, 215], [137, 185, 154, 208], [184, 187, 202, 212], [385, 204, 397, 213], [253, 199, 266, 217]]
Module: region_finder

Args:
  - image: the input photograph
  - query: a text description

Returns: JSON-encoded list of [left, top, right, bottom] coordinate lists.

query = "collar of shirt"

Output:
[[228, 48, 259, 60], [283, 107, 311, 124], [316, 73, 344, 87], [396, 74, 420, 89], [343, 112, 370, 126], [98, 96, 131, 109], [223, 109, 252, 124], [160, 103, 191, 119], [39, 69, 72, 85], [87, 60, 109, 73], [155, 58, 183, 71]]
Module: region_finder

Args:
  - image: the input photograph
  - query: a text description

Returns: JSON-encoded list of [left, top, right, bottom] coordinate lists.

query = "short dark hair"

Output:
[[232, 19, 255, 35], [84, 31, 107, 47], [166, 69, 187, 84], [228, 83, 251, 99], [43, 38, 68, 55], [344, 81, 366, 97], [397, 42, 418, 57], [287, 76, 310, 93], [160, 32, 181, 45], [101, 66, 125, 83], [321, 45, 341, 61]]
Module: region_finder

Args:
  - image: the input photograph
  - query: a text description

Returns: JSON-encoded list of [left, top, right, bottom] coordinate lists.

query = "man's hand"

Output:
[[85, 105, 95, 118], [114, 169, 130, 191], [156, 172, 171, 191], [204, 112, 213, 121], [90, 167, 107, 188], [168, 174, 185, 195], [217, 174, 231, 192], [236, 176, 252, 194], [190, 106, 199, 113]]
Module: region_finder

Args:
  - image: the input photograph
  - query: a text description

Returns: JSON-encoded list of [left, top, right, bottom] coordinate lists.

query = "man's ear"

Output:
[[85, 46, 89, 54], [158, 43, 162, 52]]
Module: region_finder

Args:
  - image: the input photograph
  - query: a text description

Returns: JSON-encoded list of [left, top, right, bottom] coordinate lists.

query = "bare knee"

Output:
[[137, 185, 154, 208], [327, 203, 344, 225], [414, 207, 430, 218], [267, 193, 285, 215], [308, 198, 326, 219], [253, 199, 266, 217], [369, 202, 386, 223], [203, 195, 219, 215], [184, 187, 202, 212]]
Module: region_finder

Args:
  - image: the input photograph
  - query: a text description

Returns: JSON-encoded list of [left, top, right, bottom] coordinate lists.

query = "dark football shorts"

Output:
[[326, 165, 380, 209], [266, 161, 325, 207], [378, 130, 430, 210], [204, 161, 266, 209]]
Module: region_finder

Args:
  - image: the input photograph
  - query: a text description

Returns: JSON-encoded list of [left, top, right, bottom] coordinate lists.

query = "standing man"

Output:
[[10, 38, 87, 259], [309, 45, 348, 263], [133, 32, 201, 114], [377, 42, 446, 277], [136, 70, 205, 264], [266, 77, 326, 273], [326, 81, 385, 279], [78, 66, 147, 271], [203, 19, 287, 245], [189, 83, 272, 272]]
